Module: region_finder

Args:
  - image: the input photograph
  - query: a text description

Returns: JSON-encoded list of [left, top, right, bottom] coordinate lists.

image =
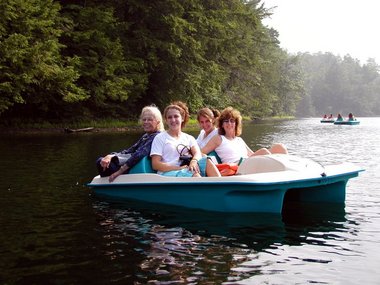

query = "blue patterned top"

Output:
[[111, 131, 160, 168]]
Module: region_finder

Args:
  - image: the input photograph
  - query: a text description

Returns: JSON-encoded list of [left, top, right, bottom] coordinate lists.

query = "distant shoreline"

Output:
[[0, 126, 142, 135], [0, 117, 294, 134]]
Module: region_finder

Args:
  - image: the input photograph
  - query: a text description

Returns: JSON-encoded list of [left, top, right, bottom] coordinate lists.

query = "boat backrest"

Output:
[[128, 152, 223, 174], [128, 156, 156, 174], [237, 155, 287, 175], [207, 151, 222, 164]]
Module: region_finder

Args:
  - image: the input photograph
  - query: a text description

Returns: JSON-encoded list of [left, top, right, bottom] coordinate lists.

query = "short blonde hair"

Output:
[[140, 105, 164, 131]]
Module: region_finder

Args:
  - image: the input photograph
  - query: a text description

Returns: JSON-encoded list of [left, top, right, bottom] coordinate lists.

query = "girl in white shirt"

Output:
[[196, 108, 220, 149], [151, 101, 220, 177], [201, 107, 288, 164]]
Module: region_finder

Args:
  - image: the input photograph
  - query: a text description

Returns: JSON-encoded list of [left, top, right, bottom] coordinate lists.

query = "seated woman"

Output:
[[150, 101, 220, 177], [201, 107, 288, 171], [196, 107, 220, 149], [96, 105, 164, 182]]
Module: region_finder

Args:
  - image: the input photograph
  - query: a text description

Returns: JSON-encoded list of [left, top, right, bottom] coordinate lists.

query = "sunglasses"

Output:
[[223, 119, 236, 124]]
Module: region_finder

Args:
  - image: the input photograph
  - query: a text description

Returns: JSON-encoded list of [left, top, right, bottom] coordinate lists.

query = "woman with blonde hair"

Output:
[[96, 105, 164, 182]]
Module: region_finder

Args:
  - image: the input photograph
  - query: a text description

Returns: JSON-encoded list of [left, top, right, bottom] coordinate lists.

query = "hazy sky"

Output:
[[262, 0, 380, 64]]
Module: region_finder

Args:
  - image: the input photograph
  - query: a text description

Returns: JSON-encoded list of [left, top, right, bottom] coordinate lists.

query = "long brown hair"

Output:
[[163, 101, 190, 128], [197, 107, 220, 126], [217, 107, 243, 136]]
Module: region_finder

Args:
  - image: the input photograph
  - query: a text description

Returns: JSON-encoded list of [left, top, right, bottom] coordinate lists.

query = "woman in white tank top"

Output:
[[201, 107, 288, 164]]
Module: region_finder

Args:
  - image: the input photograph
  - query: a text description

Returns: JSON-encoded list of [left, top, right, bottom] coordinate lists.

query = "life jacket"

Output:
[[216, 163, 239, 176]]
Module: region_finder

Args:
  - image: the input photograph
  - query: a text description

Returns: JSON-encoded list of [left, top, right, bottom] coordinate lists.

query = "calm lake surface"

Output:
[[1, 118, 379, 284]]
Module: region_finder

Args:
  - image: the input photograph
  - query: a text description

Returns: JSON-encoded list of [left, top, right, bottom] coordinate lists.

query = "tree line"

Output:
[[296, 53, 380, 117], [1, 0, 379, 124]]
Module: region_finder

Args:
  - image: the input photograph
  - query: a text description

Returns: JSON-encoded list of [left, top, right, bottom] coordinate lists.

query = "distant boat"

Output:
[[334, 120, 360, 125], [320, 119, 335, 123], [64, 127, 94, 133], [320, 114, 335, 123]]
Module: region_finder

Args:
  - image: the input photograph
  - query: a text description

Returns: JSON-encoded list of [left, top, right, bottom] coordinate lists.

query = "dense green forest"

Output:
[[1, 0, 379, 124]]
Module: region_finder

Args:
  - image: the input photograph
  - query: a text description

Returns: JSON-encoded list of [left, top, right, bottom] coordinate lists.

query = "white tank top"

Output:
[[215, 136, 248, 163], [196, 128, 218, 148]]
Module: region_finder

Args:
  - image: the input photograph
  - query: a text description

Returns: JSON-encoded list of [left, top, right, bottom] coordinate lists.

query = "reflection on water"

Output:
[[1, 118, 379, 284], [88, 196, 350, 284]]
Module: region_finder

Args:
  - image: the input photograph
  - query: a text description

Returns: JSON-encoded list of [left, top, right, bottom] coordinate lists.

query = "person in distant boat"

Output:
[[328, 114, 334, 119], [323, 114, 327, 119], [96, 105, 164, 182], [348, 113, 356, 121], [196, 107, 220, 149], [201, 107, 288, 165], [150, 101, 220, 177], [337, 113, 343, 121]]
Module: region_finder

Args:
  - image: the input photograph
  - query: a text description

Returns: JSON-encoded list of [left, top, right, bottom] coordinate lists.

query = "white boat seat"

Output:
[[237, 155, 287, 175]]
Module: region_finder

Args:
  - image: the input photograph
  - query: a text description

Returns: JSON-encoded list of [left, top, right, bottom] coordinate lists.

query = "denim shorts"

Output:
[[161, 157, 207, 177], [161, 168, 194, 177]]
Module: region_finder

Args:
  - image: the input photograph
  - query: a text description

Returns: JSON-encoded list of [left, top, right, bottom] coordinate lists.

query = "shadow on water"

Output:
[[91, 195, 348, 251], [281, 201, 349, 247], [87, 196, 352, 283]]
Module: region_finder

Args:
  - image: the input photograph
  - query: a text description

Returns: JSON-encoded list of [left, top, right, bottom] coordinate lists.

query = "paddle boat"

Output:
[[320, 119, 335, 123], [87, 154, 363, 214], [320, 114, 335, 123], [333, 113, 360, 125], [334, 119, 360, 125]]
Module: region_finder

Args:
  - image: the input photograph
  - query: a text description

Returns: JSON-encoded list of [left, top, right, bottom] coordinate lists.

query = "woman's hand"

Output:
[[188, 159, 200, 174], [100, 155, 114, 171]]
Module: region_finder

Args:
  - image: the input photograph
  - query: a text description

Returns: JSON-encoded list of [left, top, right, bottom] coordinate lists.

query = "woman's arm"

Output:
[[201, 135, 222, 155], [188, 144, 203, 174], [151, 155, 186, 172], [122, 132, 158, 168], [108, 164, 129, 182], [191, 144, 202, 161], [243, 139, 255, 156]]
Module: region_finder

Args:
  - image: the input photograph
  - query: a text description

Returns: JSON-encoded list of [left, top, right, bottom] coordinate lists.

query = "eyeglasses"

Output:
[[223, 119, 236, 124]]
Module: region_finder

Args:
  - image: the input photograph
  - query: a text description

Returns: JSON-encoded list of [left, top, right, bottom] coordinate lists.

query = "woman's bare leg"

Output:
[[253, 148, 271, 156], [206, 160, 221, 177], [269, 143, 288, 154]]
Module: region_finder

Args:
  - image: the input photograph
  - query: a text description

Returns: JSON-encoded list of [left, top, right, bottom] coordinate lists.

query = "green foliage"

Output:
[[59, 3, 148, 115], [4, 0, 378, 124], [0, 0, 86, 115]]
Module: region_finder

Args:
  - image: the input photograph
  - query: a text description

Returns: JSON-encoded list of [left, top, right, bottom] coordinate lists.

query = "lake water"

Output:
[[1, 118, 379, 284]]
